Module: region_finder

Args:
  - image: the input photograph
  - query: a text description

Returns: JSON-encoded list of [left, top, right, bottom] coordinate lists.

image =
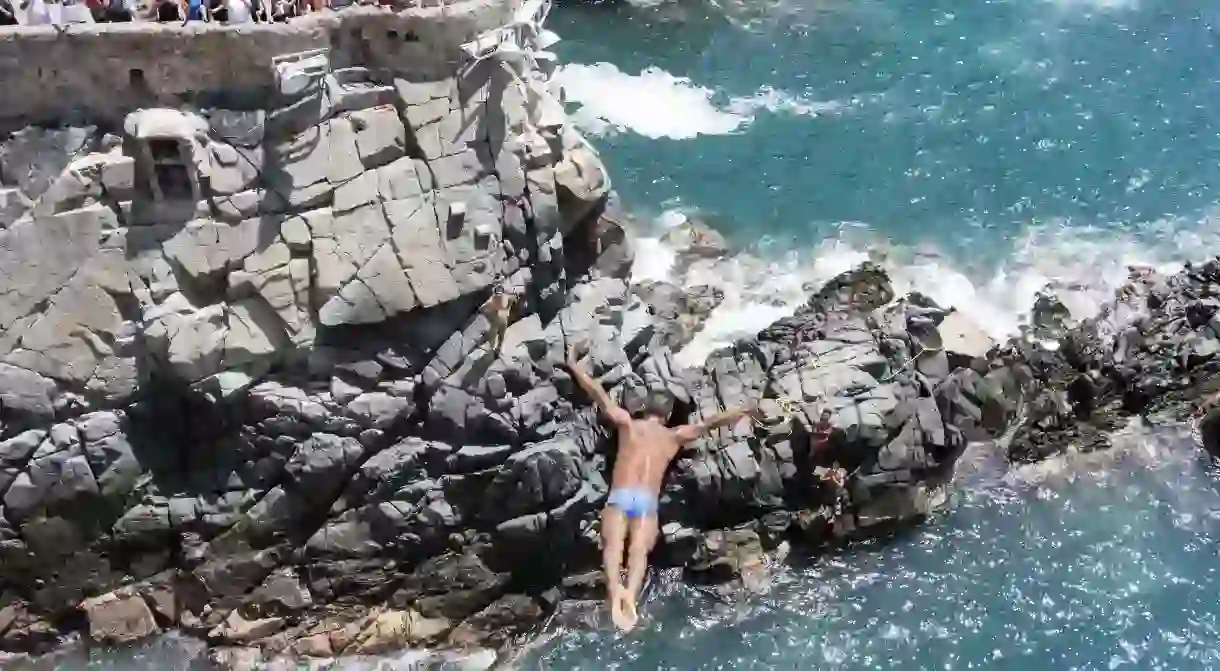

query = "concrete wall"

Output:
[[0, 1, 514, 131]]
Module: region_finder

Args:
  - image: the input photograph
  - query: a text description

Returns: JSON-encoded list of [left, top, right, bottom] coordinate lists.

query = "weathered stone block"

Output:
[[351, 105, 406, 169], [333, 204, 391, 269], [320, 279, 385, 326], [395, 78, 451, 107], [82, 591, 160, 644], [377, 157, 426, 202], [356, 243, 417, 318], [327, 117, 364, 185], [0, 205, 106, 334], [389, 198, 460, 308], [224, 298, 289, 370], [0, 363, 56, 420], [162, 219, 259, 283], [333, 170, 378, 213]]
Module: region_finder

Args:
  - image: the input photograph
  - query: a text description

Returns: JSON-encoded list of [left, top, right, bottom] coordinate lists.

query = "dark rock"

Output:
[[392, 552, 509, 620], [303, 559, 400, 604], [246, 568, 312, 617], [689, 526, 765, 583], [1199, 407, 1220, 455], [479, 437, 584, 524], [0, 430, 44, 497], [334, 359, 384, 387], [627, 281, 724, 355], [559, 570, 605, 600], [0, 602, 66, 653], [446, 594, 543, 648], [659, 217, 729, 262], [82, 590, 160, 644], [1029, 288, 1074, 341], [196, 548, 283, 601]]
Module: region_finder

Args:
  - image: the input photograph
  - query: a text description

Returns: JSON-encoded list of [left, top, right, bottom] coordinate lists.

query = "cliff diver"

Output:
[[482, 279, 518, 357], [565, 342, 760, 632]]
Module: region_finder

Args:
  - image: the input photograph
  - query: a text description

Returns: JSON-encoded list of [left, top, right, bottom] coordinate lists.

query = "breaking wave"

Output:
[[552, 63, 851, 140], [628, 204, 1220, 369]]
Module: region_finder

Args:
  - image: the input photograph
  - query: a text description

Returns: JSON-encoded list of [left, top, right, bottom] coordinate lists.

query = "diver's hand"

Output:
[[565, 341, 585, 369]]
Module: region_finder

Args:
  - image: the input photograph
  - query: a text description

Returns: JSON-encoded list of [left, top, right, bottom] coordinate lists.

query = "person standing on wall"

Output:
[[180, 0, 207, 23], [0, 0, 17, 24], [154, 0, 179, 21], [106, 0, 135, 21], [223, 0, 250, 23], [19, 0, 53, 25]]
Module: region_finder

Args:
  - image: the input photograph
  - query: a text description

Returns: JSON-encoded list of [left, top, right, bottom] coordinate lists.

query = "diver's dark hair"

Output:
[[642, 389, 675, 420]]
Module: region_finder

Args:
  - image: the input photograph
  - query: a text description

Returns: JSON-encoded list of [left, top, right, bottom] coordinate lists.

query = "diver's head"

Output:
[[639, 389, 676, 422]]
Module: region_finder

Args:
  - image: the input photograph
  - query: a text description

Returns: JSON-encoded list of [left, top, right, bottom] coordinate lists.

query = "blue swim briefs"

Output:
[[608, 487, 657, 519]]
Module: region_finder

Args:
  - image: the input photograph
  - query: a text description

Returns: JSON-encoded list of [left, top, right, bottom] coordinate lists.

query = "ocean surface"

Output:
[[527, 427, 1220, 670], [550, 0, 1220, 365], [29, 0, 1220, 668]]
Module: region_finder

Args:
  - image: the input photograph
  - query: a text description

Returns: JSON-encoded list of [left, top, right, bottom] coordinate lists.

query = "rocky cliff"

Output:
[[0, 2, 1147, 667], [987, 260, 1220, 464]]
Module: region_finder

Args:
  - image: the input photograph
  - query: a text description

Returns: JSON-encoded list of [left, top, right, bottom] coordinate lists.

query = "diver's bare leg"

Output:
[[601, 506, 630, 629], [622, 513, 658, 630], [492, 326, 504, 356]]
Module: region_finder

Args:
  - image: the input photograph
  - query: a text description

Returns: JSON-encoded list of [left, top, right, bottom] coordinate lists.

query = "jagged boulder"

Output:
[[81, 590, 160, 645]]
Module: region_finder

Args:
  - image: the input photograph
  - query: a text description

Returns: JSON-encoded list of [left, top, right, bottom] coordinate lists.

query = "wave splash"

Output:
[[552, 63, 847, 140], [629, 205, 1220, 369]]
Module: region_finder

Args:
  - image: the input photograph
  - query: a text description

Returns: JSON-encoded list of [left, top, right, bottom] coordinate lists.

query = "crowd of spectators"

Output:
[[0, 0, 348, 27]]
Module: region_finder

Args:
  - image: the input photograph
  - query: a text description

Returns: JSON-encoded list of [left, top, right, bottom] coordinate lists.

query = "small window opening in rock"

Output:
[[403, 31, 419, 43], [156, 164, 193, 200], [387, 30, 398, 40], [149, 139, 180, 164], [129, 68, 146, 89]]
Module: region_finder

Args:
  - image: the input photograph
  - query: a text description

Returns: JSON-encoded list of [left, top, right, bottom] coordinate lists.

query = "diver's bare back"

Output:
[[610, 420, 681, 494]]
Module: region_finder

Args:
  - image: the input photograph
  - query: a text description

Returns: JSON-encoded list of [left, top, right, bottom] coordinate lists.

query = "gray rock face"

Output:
[[393, 552, 509, 620], [659, 216, 730, 264], [0, 365, 57, 422], [82, 590, 160, 644], [626, 281, 724, 356]]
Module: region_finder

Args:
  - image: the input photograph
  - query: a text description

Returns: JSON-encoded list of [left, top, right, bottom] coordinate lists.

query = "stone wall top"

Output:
[[0, 1, 514, 131]]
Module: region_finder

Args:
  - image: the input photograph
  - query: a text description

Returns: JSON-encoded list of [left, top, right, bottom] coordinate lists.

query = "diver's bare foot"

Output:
[[1195, 392, 1220, 418], [610, 589, 637, 632], [620, 595, 639, 630]]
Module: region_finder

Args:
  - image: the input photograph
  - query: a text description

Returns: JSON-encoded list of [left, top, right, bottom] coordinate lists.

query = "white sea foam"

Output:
[[1044, 0, 1138, 11], [553, 63, 748, 139], [553, 64, 848, 139], [726, 86, 847, 118], [630, 204, 1220, 369]]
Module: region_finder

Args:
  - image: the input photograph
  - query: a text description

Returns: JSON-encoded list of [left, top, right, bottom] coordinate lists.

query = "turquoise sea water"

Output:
[[550, 0, 1220, 351], [552, 0, 1220, 252], [36, 432, 1220, 670], [529, 429, 1220, 670]]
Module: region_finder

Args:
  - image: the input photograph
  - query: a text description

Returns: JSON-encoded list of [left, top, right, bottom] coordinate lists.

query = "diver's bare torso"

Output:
[[610, 419, 682, 493]]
